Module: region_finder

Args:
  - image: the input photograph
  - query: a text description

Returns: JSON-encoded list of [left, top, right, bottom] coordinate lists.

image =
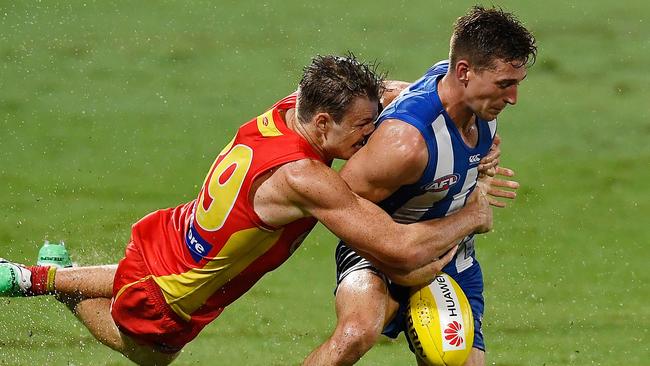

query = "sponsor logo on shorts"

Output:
[[186, 223, 213, 263]]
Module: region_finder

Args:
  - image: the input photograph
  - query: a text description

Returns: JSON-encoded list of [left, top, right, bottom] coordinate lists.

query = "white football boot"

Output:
[[0, 259, 32, 296]]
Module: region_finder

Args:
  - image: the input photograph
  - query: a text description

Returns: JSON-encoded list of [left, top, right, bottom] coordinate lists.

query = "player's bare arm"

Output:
[[254, 158, 491, 273], [340, 119, 427, 202], [385, 188, 488, 286]]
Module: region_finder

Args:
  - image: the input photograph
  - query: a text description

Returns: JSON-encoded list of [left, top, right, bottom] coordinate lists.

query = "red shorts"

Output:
[[111, 241, 200, 353]]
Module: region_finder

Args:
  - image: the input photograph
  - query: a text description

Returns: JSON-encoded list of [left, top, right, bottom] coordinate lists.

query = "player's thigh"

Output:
[[70, 297, 178, 366], [335, 269, 398, 332], [72, 297, 122, 348]]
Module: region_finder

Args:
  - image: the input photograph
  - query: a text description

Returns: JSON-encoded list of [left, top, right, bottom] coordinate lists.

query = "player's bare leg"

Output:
[[56, 267, 178, 365], [463, 348, 485, 366], [71, 297, 179, 366], [53, 265, 117, 318], [303, 269, 399, 366], [54, 264, 116, 298], [0, 262, 177, 365]]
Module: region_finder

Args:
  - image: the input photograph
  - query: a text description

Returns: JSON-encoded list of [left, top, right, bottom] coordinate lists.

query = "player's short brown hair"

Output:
[[450, 6, 537, 70], [297, 53, 384, 124]]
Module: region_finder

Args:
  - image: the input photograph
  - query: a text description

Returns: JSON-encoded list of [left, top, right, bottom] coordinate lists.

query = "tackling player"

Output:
[[0, 54, 494, 365], [304, 6, 537, 366]]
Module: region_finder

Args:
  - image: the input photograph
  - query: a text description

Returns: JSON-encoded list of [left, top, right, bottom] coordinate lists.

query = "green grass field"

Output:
[[1, 1, 648, 365]]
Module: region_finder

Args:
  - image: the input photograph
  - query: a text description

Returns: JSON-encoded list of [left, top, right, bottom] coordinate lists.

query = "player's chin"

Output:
[[480, 110, 499, 121], [489, 106, 506, 119]]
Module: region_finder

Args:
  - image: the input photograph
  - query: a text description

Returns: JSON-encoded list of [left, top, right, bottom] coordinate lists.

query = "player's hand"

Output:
[[467, 187, 492, 233], [478, 134, 501, 177], [431, 245, 459, 274], [477, 166, 519, 208]]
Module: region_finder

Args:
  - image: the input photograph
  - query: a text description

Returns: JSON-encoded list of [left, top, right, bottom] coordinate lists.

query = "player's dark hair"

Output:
[[297, 53, 384, 124], [449, 6, 537, 70]]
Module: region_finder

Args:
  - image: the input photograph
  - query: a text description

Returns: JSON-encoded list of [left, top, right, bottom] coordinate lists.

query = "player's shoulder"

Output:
[[379, 62, 448, 129], [374, 119, 427, 147], [369, 120, 429, 167], [424, 59, 449, 77], [275, 158, 353, 210], [281, 157, 328, 174], [278, 158, 338, 191]]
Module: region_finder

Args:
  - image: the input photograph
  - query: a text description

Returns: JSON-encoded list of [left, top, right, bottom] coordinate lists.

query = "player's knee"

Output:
[[122, 339, 180, 366], [55, 292, 84, 311], [334, 319, 382, 357]]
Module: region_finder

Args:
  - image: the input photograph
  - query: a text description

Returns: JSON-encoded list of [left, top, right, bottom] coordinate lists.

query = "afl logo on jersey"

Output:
[[262, 116, 270, 126], [469, 154, 481, 164], [425, 174, 460, 192]]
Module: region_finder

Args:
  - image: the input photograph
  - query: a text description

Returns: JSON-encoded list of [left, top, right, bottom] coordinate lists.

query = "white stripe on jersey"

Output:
[[446, 166, 478, 216], [488, 119, 497, 138], [391, 115, 454, 223], [432, 114, 455, 185]]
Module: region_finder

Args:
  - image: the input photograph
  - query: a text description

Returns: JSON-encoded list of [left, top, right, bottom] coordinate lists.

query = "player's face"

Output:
[[465, 58, 527, 121], [325, 96, 378, 160]]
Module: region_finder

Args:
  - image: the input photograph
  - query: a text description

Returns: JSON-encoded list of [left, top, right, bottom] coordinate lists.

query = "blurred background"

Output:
[[1, 1, 648, 364]]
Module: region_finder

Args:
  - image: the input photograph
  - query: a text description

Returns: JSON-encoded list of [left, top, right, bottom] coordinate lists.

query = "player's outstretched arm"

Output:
[[385, 189, 488, 286], [280, 159, 492, 274]]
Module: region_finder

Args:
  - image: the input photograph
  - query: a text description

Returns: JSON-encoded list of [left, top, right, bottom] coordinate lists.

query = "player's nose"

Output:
[[504, 86, 518, 105]]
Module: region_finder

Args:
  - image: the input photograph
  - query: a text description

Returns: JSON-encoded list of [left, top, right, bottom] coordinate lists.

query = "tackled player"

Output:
[[304, 6, 536, 366]]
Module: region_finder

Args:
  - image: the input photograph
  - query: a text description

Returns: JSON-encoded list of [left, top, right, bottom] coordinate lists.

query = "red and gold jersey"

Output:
[[130, 94, 325, 324]]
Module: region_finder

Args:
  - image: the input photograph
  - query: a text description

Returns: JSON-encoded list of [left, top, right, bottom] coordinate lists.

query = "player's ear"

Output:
[[455, 60, 470, 87], [314, 112, 333, 134]]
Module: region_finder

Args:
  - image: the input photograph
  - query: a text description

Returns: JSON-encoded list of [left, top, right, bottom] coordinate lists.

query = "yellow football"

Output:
[[406, 273, 474, 366]]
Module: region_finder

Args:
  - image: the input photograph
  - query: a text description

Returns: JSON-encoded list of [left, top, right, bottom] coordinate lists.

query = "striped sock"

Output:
[[26, 265, 57, 295]]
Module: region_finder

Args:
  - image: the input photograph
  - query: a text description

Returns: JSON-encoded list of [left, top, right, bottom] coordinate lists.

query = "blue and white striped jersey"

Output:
[[377, 60, 497, 274]]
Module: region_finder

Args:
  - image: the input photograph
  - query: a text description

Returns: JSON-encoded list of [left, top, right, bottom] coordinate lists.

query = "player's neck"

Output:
[[285, 108, 327, 160], [438, 74, 475, 131]]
